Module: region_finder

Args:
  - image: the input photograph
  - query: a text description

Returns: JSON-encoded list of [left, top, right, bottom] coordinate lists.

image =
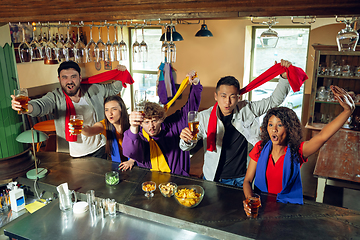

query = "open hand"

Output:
[[331, 85, 355, 113]]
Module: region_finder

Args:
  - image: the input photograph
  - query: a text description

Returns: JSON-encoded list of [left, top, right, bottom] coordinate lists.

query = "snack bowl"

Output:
[[174, 185, 204, 208], [142, 181, 156, 198], [105, 171, 119, 185], [159, 182, 177, 197]]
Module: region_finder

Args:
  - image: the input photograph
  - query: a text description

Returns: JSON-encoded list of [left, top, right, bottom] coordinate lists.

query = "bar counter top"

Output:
[[4, 152, 360, 240]]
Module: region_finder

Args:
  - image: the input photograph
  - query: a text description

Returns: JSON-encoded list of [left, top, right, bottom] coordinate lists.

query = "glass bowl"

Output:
[[159, 182, 177, 197], [174, 185, 204, 208], [105, 171, 119, 185], [142, 181, 156, 198]]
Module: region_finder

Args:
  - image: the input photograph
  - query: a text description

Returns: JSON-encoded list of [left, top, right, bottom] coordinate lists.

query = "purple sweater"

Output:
[[122, 84, 202, 176]]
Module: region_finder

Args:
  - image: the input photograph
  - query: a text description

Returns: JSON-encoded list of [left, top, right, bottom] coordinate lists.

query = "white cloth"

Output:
[[164, 63, 173, 97], [69, 96, 106, 157], [179, 77, 291, 181]]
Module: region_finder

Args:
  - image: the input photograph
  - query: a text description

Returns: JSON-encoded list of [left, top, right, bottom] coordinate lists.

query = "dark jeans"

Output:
[[86, 146, 107, 159]]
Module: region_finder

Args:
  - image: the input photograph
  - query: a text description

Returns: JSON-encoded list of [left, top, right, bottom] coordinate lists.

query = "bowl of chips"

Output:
[[174, 185, 204, 208], [142, 181, 156, 198], [159, 182, 177, 197]]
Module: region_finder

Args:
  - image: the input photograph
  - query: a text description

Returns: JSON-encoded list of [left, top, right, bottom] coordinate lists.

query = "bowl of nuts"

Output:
[[159, 182, 177, 197], [174, 185, 204, 208], [142, 181, 156, 198]]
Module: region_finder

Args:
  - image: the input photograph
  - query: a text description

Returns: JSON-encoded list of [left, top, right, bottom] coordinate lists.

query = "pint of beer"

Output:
[[188, 111, 199, 143], [134, 90, 146, 113], [70, 115, 84, 135], [14, 88, 29, 114], [246, 194, 261, 218]]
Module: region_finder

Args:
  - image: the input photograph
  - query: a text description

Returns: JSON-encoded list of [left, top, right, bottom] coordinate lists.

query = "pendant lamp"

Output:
[[195, 20, 213, 37]]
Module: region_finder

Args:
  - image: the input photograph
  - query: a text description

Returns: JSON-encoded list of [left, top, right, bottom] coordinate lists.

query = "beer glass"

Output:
[[70, 115, 84, 135], [14, 88, 29, 114], [246, 193, 261, 218], [134, 90, 146, 113], [188, 111, 199, 143]]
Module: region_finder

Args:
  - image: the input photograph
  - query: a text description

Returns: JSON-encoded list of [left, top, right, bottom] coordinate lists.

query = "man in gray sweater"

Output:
[[11, 61, 126, 158]]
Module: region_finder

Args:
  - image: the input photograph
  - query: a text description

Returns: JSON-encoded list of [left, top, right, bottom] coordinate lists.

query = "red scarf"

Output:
[[64, 70, 134, 142], [206, 64, 308, 152]]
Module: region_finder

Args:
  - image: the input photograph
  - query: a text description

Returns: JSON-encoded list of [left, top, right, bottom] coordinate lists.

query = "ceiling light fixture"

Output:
[[195, 20, 213, 37], [251, 17, 279, 48]]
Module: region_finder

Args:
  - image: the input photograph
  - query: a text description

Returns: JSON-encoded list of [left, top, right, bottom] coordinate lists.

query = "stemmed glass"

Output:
[[45, 25, 57, 62], [140, 26, 148, 62], [29, 25, 43, 60], [64, 26, 75, 61], [55, 26, 65, 62], [187, 111, 199, 143], [104, 25, 114, 62], [119, 25, 127, 61], [112, 25, 119, 62], [38, 25, 47, 59], [18, 25, 32, 63], [142, 181, 156, 198], [161, 25, 170, 63], [85, 25, 96, 63], [336, 17, 359, 52], [95, 26, 105, 62], [132, 26, 140, 62], [168, 26, 176, 63], [134, 90, 146, 113], [74, 26, 86, 63]]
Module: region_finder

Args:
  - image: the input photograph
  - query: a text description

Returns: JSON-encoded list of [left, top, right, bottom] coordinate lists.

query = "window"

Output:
[[250, 26, 310, 121], [120, 27, 162, 111]]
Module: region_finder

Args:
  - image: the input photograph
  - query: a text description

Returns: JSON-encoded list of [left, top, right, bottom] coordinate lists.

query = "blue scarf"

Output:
[[254, 140, 303, 204], [110, 125, 122, 163]]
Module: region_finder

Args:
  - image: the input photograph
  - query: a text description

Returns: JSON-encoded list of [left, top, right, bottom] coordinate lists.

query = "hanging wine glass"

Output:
[[168, 26, 176, 63], [29, 24, 43, 60], [140, 26, 148, 62], [105, 24, 114, 62], [45, 24, 57, 63], [132, 26, 140, 62], [74, 26, 86, 63], [64, 25, 75, 61], [95, 26, 106, 62], [161, 25, 170, 63], [18, 25, 32, 63], [85, 25, 96, 63], [336, 17, 359, 52], [112, 25, 119, 62], [38, 25, 47, 59], [119, 25, 127, 61], [55, 26, 65, 62]]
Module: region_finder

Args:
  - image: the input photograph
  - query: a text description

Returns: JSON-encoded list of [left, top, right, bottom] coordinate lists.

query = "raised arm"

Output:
[[81, 122, 104, 137], [302, 86, 355, 158]]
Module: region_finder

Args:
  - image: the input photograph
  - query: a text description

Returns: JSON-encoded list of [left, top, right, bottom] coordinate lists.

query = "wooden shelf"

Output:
[[315, 101, 360, 106], [317, 75, 360, 80]]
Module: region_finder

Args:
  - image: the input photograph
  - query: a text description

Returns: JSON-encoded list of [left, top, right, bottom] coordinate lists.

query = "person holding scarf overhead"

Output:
[[11, 61, 133, 158], [180, 59, 304, 187], [69, 95, 136, 170], [243, 86, 354, 208], [122, 71, 202, 177]]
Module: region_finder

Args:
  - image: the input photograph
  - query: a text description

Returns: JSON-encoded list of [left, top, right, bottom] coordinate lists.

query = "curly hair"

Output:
[[143, 102, 166, 120], [103, 95, 130, 157], [259, 107, 303, 159]]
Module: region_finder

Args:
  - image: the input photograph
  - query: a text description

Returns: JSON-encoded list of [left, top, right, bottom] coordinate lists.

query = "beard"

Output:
[[62, 83, 80, 96]]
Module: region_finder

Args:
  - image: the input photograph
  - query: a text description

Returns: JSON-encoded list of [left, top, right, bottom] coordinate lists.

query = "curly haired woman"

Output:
[[243, 85, 355, 208]]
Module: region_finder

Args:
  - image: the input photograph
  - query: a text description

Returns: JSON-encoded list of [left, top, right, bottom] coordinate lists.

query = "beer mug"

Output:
[[59, 190, 77, 211], [70, 115, 84, 135], [188, 111, 199, 143], [14, 88, 29, 114]]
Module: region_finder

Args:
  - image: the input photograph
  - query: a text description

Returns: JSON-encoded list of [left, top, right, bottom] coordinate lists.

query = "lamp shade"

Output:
[[16, 129, 49, 143], [195, 23, 213, 37], [260, 29, 279, 48], [160, 26, 184, 41]]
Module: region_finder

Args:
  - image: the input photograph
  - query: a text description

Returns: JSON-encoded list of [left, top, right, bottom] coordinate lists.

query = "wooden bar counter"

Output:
[[4, 152, 360, 240]]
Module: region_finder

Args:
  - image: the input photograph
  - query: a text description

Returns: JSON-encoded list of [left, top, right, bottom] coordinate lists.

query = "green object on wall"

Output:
[[0, 43, 27, 158]]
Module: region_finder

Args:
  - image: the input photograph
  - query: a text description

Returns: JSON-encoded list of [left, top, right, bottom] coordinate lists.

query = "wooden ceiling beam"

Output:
[[1, 0, 359, 23]]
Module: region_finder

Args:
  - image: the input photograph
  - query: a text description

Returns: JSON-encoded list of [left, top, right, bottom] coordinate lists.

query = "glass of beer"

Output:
[[70, 115, 84, 135], [188, 111, 199, 143], [14, 88, 29, 114], [134, 90, 146, 113], [246, 193, 261, 218]]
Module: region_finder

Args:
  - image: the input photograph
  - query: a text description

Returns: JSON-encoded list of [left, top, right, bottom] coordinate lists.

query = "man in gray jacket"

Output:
[[179, 60, 292, 187], [11, 61, 126, 158]]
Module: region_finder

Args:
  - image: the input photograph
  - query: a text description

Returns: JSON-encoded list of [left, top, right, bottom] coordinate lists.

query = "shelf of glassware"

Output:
[[317, 75, 360, 80]]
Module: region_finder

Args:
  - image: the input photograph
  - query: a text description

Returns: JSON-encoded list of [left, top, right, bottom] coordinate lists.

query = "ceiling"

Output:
[[1, 0, 360, 23]]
